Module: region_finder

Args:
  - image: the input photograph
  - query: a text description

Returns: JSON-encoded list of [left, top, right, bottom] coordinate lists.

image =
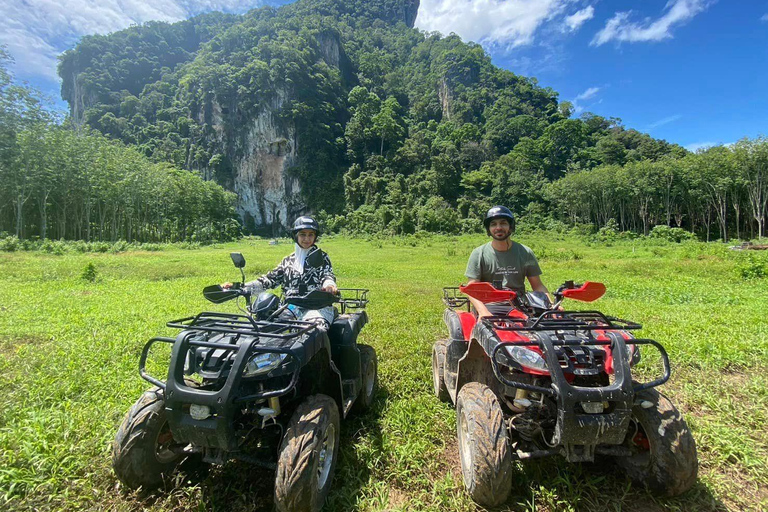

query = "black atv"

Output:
[[433, 281, 698, 506], [112, 253, 377, 512]]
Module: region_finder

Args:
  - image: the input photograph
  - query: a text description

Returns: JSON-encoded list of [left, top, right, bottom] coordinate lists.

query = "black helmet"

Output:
[[292, 216, 320, 239], [483, 206, 515, 235]]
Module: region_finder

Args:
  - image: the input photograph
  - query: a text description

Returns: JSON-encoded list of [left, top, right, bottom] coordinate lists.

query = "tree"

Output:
[[733, 137, 768, 239]]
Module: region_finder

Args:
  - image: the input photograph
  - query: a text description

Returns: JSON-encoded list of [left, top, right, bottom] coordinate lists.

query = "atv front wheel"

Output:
[[456, 382, 512, 507], [616, 387, 698, 496], [353, 344, 378, 413], [432, 339, 450, 402], [112, 387, 187, 490], [275, 394, 341, 512]]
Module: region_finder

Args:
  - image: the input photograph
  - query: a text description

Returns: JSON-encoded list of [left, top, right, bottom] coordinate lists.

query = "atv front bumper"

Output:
[[482, 317, 671, 462]]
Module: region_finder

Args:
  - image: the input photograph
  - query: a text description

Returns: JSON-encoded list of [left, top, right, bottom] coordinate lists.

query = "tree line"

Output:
[[0, 50, 238, 242], [548, 140, 768, 241], [25, 0, 768, 241]]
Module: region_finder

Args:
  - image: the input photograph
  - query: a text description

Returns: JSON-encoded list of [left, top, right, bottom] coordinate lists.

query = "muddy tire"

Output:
[[112, 387, 186, 490], [616, 387, 698, 496], [353, 345, 378, 413], [275, 394, 340, 512], [432, 339, 450, 402], [456, 382, 512, 507]]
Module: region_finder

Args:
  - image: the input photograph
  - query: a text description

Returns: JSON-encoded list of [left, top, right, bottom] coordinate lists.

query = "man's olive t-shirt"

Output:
[[464, 242, 542, 295]]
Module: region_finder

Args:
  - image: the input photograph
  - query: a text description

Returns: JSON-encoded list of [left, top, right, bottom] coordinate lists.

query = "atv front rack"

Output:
[[489, 335, 670, 396], [166, 311, 318, 337], [139, 311, 316, 396], [481, 310, 642, 332]]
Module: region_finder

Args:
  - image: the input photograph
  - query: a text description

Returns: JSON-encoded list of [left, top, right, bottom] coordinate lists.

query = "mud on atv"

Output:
[[112, 253, 378, 512], [433, 281, 698, 507]]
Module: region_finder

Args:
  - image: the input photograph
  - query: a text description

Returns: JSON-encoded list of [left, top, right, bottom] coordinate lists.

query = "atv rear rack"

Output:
[[481, 310, 642, 332], [337, 288, 369, 314], [443, 287, 470, 310]]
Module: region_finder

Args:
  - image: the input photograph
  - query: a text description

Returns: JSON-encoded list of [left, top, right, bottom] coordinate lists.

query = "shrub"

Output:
[[649, 225, 697, 243], [90, 241, 111, 253], [417, 197, 460, 234], [0, 236, 19, 252], [595, 219, 619, 243], [737, 254, 767, 280], [40, 239, 67, 255], [109, 240, 129, 253], [81, 262, 98, 282]]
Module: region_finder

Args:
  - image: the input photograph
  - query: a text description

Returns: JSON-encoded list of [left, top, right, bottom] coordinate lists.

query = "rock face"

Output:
[[404, 0, 420, 28], [59, 0, 422, 233], [231, 93, 302, 236]]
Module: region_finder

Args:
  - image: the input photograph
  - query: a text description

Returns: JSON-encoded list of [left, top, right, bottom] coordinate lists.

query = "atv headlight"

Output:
[[243, 352, 287, 377], [505, 346, 548, 372]]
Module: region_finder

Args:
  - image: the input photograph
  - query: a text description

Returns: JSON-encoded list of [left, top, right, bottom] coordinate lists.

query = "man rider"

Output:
[[224, 216, 337, 330], [465, 206, 552, 318]]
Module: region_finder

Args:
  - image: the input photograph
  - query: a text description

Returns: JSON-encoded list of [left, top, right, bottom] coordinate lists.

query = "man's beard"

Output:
[[491, 231, 510, 241]]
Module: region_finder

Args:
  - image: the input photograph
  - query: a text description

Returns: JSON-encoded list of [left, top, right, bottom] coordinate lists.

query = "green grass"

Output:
[[0, 234, 767, 511]]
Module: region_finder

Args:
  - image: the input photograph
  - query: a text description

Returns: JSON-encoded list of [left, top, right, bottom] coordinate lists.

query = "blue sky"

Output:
[[2, 0, 766, 151]]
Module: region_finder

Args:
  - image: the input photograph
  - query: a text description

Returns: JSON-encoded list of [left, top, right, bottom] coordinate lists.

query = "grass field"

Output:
[[1, 233, 767, 511]]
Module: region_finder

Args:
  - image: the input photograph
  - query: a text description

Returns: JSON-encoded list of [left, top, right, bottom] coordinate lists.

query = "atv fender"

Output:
[[443, 308, 475, 341], [441, 338, 466, 403], [454, 338, 498, 402], [328, 312, 368, 380], [299, 333, 343, 412]]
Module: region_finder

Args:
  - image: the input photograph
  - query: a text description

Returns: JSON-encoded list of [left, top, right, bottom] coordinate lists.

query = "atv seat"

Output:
[[328, 312, 368, 379]]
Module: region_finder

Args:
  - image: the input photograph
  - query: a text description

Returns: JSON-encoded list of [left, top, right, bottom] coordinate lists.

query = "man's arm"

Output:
[[466, 278, 493, 318], [527, 275, 549, 295]]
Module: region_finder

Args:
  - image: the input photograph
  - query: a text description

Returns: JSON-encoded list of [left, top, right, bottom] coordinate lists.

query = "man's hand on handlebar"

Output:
[[322, 283, 338, 294]]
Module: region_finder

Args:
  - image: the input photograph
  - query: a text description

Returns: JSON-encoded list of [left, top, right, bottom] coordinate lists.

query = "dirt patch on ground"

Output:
[[441, 437, 461, 478], [386, 486, 408, 510], [0, 335, 44, 358]]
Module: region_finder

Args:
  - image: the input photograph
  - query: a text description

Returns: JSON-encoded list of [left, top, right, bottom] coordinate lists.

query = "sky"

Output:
[[1, 0, 766, 151]]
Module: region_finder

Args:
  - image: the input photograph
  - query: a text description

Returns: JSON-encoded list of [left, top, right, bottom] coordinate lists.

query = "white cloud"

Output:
[[647, 114, 682, 130], [0, 0, 266, 83], [761, 13, 768, 22], [570, 85, 602, 114], [591, 0, 712, 46], [685, 140, 735, 152], [575, 86, 600, 101], [415, 0, 572, 49], [563, 5, 594, 32]]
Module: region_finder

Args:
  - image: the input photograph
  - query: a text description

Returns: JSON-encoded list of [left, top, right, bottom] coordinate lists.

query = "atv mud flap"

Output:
[[491, 332, 645, 463]]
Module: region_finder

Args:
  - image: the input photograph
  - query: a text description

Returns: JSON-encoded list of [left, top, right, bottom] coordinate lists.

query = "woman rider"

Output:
[[224, 216, 337, 330]]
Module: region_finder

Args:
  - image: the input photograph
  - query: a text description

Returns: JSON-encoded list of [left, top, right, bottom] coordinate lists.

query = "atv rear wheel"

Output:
[[432, 339, 450, 402], [456, 382, 512, 507], [353, 344, 378, 413], [275, 394, 341, 512], [616, 388, 698, 496], [112, 387, 187, 490]]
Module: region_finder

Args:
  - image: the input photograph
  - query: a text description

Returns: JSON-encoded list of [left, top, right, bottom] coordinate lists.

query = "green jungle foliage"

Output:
[[47, 0, 767, 240], [0, 50, 239, 243]]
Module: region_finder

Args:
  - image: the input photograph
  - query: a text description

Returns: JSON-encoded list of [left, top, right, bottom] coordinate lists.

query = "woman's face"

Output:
[[296, 229, 317, 249]]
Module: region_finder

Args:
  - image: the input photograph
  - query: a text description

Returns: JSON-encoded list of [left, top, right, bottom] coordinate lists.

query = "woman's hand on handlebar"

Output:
[[221, 282, 233, 290], [322, 283, 338, 294]]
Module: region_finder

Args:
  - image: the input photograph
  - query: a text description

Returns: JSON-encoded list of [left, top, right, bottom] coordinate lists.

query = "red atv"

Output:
[[432, 281, 698, 507]]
